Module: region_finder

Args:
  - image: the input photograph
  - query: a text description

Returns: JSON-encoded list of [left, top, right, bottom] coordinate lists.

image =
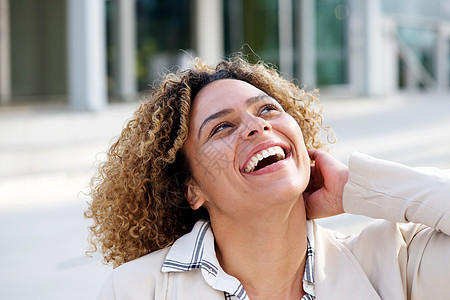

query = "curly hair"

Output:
[[85, 55, 331, 268]]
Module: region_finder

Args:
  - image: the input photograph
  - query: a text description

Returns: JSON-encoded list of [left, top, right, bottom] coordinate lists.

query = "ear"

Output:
[[185, 178, 206, 210]]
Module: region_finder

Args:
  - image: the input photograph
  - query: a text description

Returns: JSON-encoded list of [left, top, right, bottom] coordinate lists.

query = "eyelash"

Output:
[[210, 122, 233, 137], [209, 104, 280, 138], [260, 104, 279, 114]]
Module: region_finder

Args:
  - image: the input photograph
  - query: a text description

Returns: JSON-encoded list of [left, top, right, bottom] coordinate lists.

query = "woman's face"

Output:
[[183, 79, 310, 220]]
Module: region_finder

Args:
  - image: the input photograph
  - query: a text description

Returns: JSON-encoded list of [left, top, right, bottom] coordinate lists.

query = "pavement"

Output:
[[0, 92, 449, 299]]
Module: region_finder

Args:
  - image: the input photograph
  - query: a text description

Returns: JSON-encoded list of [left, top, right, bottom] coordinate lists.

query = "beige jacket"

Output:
[[98, 152, 450, 299]]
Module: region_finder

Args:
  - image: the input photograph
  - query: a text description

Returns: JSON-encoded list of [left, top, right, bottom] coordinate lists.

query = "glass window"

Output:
[[224, 0, 279, 66], [315, 0, 348, 86], [397, 27, 437, 89], [382, 0, 443, 18], [136, 0, 192, 89], [447, 39, 450, 87], [224, 0, 349, 87]]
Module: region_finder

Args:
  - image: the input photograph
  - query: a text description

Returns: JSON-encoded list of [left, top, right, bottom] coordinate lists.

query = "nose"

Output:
[[243, 115, 272, 139]]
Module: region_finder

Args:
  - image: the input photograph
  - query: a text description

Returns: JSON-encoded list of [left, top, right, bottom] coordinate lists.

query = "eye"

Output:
[[210, 122, 233, 137], [259, 104, 279, 115]]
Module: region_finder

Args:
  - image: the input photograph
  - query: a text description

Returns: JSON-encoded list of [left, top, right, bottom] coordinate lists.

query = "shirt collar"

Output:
[[303, 220, 316, 297], [162, 220, 315, 299], [162, 220, 248, 299]]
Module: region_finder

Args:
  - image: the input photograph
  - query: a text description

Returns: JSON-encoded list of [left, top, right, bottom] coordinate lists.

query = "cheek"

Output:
[[189, 140, 237, 186], [280, 116, 310, 168], [277, 115, 307, 145]]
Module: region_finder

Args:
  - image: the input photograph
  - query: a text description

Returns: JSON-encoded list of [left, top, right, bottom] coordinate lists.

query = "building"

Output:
[[0, 0, 449, 111]]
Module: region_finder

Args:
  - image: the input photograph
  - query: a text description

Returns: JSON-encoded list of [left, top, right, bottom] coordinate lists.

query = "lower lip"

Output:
[[243, 152, 292, 176]]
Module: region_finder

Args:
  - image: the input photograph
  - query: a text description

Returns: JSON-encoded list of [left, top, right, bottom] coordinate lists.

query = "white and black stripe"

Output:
[[301, 237, 315, 300], [162, 221, 218, 275], [162, 220, 315, 300]]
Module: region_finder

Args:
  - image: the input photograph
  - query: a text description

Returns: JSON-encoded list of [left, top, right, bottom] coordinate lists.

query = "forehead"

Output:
[[190, 79, 265, 117]]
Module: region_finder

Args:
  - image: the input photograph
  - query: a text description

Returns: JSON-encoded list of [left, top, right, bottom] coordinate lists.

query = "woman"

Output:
[[86, 56, 450, 299]]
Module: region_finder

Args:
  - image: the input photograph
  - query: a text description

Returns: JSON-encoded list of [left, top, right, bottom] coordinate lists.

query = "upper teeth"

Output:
[[244, 146, 286, 173]]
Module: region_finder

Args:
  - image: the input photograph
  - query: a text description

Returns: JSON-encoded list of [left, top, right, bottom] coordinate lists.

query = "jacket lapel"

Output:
[[312, 221, 381, 299]]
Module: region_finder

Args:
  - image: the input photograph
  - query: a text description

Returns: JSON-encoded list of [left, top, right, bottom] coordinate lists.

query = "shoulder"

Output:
[[312, 219, 419, 279], [321, 218, 424, 253], [115, 247, 170, 278], [97, 247, 171, 299], [315, 219, 450, 298]]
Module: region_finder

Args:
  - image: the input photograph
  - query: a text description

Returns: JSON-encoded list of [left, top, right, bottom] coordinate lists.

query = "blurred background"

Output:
[[0, 0, 449, 299]]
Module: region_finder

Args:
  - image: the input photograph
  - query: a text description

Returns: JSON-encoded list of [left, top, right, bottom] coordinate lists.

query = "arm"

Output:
[[343, 152, 450, 235], [304, 150, 450, 235], [306, 151, 450, 298], [342, 153, 450, 298]]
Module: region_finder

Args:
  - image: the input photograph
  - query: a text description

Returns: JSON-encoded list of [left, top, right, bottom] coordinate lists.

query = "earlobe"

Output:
[[185, 179, 206, 210]]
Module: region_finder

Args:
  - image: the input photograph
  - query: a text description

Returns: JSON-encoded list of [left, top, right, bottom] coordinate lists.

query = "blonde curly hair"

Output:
[[85, 55, 331, 268]]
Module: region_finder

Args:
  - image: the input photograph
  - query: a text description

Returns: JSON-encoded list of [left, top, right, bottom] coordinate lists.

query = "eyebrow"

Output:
[[197, 93, 272, 139]]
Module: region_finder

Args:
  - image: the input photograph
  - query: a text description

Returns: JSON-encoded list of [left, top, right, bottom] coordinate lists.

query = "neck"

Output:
[[210, 198, 308, 300]]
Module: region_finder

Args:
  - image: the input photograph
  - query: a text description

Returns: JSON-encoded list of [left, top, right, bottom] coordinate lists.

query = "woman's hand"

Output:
[[303, 149, 348, 219]]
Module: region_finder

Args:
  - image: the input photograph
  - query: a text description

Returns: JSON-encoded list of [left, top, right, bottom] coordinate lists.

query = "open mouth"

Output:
[[244, 146, 288, 173]]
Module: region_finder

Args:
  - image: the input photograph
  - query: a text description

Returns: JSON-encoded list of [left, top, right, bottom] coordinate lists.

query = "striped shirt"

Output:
[[162, 220, 315, 300]]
